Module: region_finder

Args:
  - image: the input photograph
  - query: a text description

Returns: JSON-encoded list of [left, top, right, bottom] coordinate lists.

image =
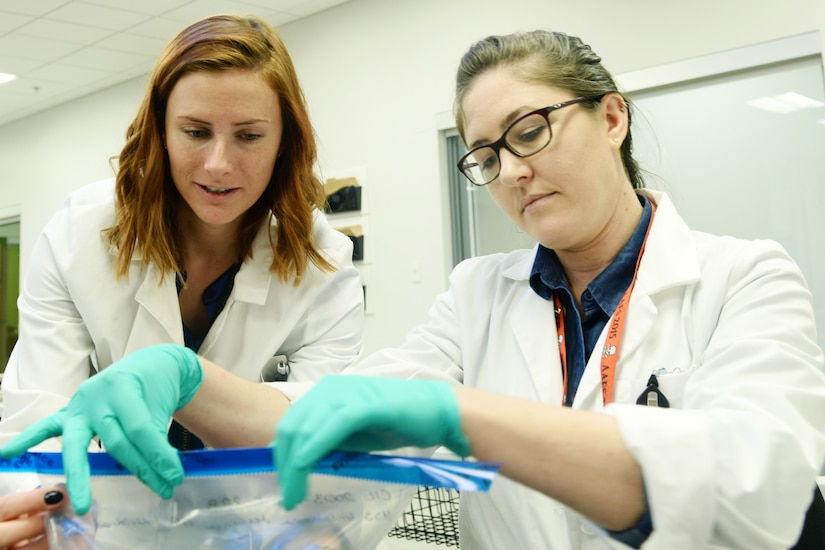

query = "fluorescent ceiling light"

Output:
[[776, 92, 825, 109], [748, 91, 825, 113], [747, 97, 797, 113], [0, 73, 16, 85]]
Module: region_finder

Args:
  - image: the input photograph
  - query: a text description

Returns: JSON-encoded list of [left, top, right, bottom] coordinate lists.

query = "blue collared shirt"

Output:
[[176, 261, 242, 351], [528, 194, 653, 547]]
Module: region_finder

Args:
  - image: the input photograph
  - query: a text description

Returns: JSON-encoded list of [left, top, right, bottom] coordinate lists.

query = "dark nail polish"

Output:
[[44, 491, 64, 505]]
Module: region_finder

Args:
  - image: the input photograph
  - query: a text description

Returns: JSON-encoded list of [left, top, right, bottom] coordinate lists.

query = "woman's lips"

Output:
[[197, 183, 239, 198], [521, 193, 554, 212]]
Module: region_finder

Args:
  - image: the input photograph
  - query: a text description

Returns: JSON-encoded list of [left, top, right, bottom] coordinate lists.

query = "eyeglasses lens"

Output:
[[507, 113, 552, 157], [460, 148, 498, 186], [460, 113, 552, 186]]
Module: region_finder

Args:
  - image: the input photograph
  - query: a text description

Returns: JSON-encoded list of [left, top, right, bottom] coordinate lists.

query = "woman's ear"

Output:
[[603, 93, 629, 148]]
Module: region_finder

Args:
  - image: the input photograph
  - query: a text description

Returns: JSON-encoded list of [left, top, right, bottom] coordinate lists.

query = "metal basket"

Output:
[[387, 486, 460, 547]]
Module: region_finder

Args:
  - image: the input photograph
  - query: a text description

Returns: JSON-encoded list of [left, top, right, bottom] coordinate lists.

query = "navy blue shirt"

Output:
[[176, 262, 242, 351], [168, 261, 242, 451], [528, 194, 653, 547]]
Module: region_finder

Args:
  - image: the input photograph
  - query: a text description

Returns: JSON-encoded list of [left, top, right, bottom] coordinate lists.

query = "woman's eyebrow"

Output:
[[468, 105, 533, 149]]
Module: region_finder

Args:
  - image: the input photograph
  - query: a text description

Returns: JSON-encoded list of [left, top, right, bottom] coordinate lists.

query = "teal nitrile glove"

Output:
[[274, 375, 470, 510], [0, 344, 203, 515]]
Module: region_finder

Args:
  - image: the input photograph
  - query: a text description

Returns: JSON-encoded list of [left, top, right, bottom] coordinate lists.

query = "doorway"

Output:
[[0, 218, 20, 374]]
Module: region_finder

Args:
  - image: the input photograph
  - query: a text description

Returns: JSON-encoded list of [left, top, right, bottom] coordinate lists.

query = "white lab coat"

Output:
[[350, 190, 825, 549], [0, 178, 365, 448]]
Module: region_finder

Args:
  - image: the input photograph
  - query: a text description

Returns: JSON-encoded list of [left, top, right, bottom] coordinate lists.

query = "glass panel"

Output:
[[630, 55, 825, 352], [447, 134, 535, 265], [446, 133, 473, 266]]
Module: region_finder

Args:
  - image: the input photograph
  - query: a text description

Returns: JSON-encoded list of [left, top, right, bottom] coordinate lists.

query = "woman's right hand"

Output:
[[274, 375, 470, 510], [0, 485, 68, 549], [0, 344, 204, 515]]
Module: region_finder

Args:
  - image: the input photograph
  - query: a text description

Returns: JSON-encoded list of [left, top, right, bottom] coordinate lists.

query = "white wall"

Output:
[[1, 0, 825, 353]]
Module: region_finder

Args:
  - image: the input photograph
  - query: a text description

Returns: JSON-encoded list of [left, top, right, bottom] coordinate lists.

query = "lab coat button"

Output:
[[581, 523, 595, 535]]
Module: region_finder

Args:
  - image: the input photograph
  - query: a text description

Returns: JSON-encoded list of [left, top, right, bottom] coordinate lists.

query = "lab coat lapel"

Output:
[[131, 261, 184, 344], [505, 252, 564, 401], [573, 190, 701, 409], [118, 221, 278, 358], [227, 222, 275, 305]]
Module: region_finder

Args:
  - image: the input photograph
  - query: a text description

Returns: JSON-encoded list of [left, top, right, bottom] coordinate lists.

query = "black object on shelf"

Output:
[[336, 225, 364, 261], [324, 177, 362, 213], [350, 235, 363, 260]]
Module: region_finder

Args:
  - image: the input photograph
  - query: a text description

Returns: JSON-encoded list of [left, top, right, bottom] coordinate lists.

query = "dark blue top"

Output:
[[528, 194, 653, 547], [167, 261, 242, 451]]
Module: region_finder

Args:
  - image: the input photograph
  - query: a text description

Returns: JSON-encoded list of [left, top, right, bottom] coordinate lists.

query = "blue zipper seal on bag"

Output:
[[0, 448, 499, 492]]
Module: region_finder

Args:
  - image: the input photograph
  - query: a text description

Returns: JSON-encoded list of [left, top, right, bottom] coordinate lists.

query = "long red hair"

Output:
[[105, 14, 331, 283]]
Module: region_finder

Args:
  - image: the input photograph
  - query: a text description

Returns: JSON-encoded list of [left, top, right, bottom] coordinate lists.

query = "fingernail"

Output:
[[44, 491, 64, 505]]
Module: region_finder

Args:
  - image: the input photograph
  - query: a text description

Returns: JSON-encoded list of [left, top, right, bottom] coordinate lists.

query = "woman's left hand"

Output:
[[0, 485, 68, 549]]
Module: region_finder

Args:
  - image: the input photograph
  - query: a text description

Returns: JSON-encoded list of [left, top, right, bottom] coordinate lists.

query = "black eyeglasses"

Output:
[[457, 95, 605, 186]]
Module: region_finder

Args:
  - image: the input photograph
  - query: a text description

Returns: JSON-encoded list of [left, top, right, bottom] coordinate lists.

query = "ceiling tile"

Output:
[[0, 0, 72, 17], [80, 0, 195, 17], [160, 0, 277, 24], [0, 34, 84, 63], [95, 32, 167, 56], [0, 11, 33, 33], [238, 1, 308, 11], [0, 55, 44, 76], [125, 17, 191, 40], [282, 0, 349, 17], [118, 59, 156, 78], [0, 0, 354, 128], [58, 46, 155, 73], [75, 72, 142, 94], [26, 62, 117, 85], [45, 2, 152, 31], [1, 76, 75, 99], [0, 79, 35, 100], [14, 19, 114, 45]]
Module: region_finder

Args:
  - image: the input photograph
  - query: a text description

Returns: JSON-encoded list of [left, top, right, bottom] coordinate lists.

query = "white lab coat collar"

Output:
[[500, 189, 702, 291], [125, 217, 281, 344], [635, 189, 702, 294], [233, 218, 278, 305], [500, 189, 704, 410]]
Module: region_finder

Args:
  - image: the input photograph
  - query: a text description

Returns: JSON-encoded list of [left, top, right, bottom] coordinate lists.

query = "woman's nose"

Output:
[[204, 138, 233, 175], [497, 147, 530, 186]]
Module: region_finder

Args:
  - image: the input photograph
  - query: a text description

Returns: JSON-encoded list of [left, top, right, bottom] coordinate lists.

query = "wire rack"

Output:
[[387, 486, 460, 547]]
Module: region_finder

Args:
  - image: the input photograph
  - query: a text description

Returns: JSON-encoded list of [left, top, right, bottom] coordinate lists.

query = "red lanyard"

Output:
[[554, 205, 656, 406]]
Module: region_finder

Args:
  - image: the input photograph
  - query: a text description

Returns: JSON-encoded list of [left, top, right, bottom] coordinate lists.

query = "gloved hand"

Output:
[[0, 344, 203, 515], [274, 375, 471, 510]]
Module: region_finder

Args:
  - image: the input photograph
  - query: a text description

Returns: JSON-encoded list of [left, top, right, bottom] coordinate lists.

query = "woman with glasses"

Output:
[[274, 30, 825, 549], [5, 29, 825, 550]]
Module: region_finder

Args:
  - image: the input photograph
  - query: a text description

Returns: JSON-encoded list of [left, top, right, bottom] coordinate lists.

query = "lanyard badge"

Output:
[[635, 373, 670, 408]]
